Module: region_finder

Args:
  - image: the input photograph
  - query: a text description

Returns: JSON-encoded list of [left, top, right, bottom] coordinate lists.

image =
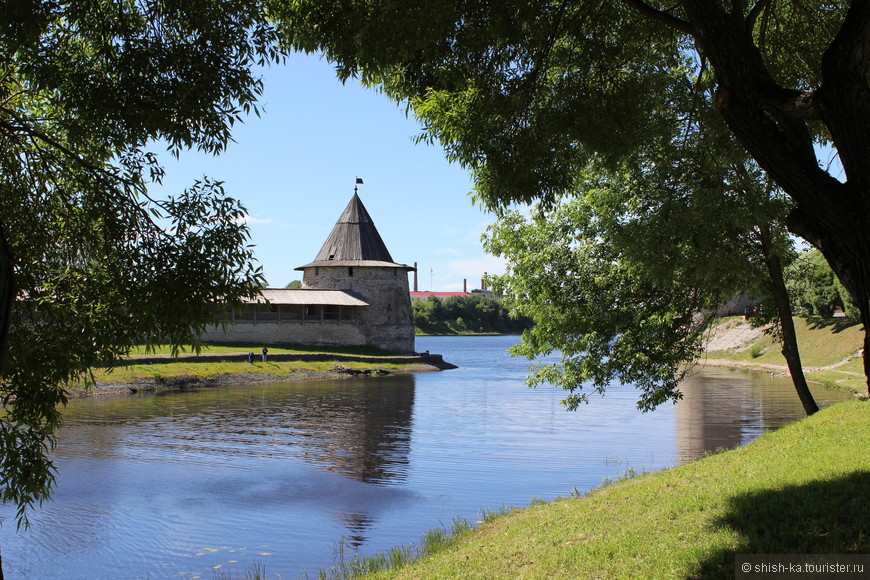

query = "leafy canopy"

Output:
[[787, 249, 859, 319], [0, 0, 281, 525], [484, 152, 795, 410], [271, 1, 870, 395], [272, 1, 841, 206]]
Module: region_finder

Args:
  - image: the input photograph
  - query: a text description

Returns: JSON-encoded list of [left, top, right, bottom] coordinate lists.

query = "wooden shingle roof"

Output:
[[244, 289, 369, 306], [296, 193, 413, 271]]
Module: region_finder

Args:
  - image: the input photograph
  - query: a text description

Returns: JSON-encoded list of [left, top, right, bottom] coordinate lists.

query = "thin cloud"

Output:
[[237, 215, 275, 225]]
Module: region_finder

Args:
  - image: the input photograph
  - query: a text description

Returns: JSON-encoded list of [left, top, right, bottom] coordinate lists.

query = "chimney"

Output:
[[463, 279, 467, 293], [413, 262, 418, 292], [482, 272, 488, 291]]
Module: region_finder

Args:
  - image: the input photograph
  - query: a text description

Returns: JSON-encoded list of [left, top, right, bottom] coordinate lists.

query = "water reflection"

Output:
[[0, 336, 856, 579], [39, 375, 419, 567], [63, 374, 416, 485], [675, 366, 852, 462]]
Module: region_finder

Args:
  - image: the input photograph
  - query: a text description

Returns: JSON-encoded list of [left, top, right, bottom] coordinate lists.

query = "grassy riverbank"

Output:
[[335, 398, 869, 579], [703, 315, 865, 395], [80, 343, 446, 397]]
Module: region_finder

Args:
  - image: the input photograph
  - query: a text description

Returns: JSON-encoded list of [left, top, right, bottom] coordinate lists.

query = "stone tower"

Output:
[[295, 192, 415, 353]]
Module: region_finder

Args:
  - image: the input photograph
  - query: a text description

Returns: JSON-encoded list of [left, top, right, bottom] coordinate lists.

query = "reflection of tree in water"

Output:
[[674, 369, 848, 462]]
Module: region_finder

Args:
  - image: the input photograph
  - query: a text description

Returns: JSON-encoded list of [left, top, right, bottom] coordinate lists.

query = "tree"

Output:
[[286, 280, 303, 289], [271, 1, 870, 394], [412, 294, 532, 334], [412, 296, 447, 334], [484, 147, 820, 414], [787, 249, 859, 319], [0, 0, 280, 556]]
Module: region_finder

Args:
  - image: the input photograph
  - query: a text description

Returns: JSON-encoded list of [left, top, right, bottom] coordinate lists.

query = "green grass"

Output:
[[706, 316, 866, 394], [93, 359, 414, 383], [346, 399, 870, 579], [87, 342, 426, 384]]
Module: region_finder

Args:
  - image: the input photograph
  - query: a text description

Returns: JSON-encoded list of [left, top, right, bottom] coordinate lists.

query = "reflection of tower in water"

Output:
[[288, 373, 416, 484], [56, 374, 418, 559], [283, 373, 417, 549], [335, 511, 377, 549]]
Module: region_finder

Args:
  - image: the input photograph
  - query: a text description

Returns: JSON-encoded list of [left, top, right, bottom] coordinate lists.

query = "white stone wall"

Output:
[[200, 320, 369, 348], [200, 265, 416, 353]]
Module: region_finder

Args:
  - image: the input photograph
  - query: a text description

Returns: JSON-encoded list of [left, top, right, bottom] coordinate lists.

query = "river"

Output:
[[0, 335, 852, 579]]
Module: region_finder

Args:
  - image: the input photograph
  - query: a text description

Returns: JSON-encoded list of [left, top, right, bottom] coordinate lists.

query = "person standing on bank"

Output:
[[262, 346, 268, 362]]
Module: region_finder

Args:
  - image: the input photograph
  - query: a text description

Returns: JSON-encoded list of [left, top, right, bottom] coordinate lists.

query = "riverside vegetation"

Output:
[[412, 295, 533, 335], [311, 315, 867, 579], [81, 344, 441, 397], [90, 316, 866, 579]]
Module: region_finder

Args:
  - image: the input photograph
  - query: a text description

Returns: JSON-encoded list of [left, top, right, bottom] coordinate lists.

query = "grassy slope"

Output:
[[704, 316, 866, 394], [364, 399, 869, 579]]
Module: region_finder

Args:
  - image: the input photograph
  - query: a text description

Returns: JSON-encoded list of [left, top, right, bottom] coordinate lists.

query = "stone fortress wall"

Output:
[[200, 190, 416, 354], [300, 266, 414, 353]]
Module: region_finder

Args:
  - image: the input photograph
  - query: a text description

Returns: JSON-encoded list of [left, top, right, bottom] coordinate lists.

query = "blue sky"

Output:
[[155, 52, 504, 291]]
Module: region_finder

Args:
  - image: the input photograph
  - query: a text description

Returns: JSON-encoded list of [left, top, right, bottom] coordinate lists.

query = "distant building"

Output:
[[410, 292, 471, 302], [410, 273, 495, 301], [201, 191, 416, 353]]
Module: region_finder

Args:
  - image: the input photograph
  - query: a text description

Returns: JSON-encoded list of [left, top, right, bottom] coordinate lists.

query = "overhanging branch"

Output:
[[759, 89, 821, 119], [818, 0, 870, 184], [746, 0, 772, 31], [621, 0, 694, 35]]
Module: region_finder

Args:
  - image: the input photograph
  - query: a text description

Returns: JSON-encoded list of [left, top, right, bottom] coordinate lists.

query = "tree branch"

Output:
[[759, 88, 821, 119], [746, 0, 772, 31], [818, 0, 870, 186], [621, 0, 694, 35], [682, 0, 841, 220], [0, 220, 14, 371]]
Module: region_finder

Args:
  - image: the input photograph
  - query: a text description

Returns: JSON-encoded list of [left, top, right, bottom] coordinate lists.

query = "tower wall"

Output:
[[198, 319, 368, 347], [302, 265, 415, 353]]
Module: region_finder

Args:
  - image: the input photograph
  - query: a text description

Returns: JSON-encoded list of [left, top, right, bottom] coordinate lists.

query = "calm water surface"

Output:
[[0, 335, 852, 578]]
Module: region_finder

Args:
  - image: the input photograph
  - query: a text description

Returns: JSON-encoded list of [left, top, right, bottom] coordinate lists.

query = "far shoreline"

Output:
[[72, 350, 457, 399]]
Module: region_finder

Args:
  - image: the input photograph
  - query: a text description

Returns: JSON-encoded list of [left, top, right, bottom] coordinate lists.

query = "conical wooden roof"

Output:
[[296, 193, 412, 270]]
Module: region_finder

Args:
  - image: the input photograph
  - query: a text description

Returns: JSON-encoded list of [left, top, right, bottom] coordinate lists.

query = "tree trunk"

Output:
[[789, 208, 870, 397], [759, 226, 819, 415], [680, 1, 870, 396]]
